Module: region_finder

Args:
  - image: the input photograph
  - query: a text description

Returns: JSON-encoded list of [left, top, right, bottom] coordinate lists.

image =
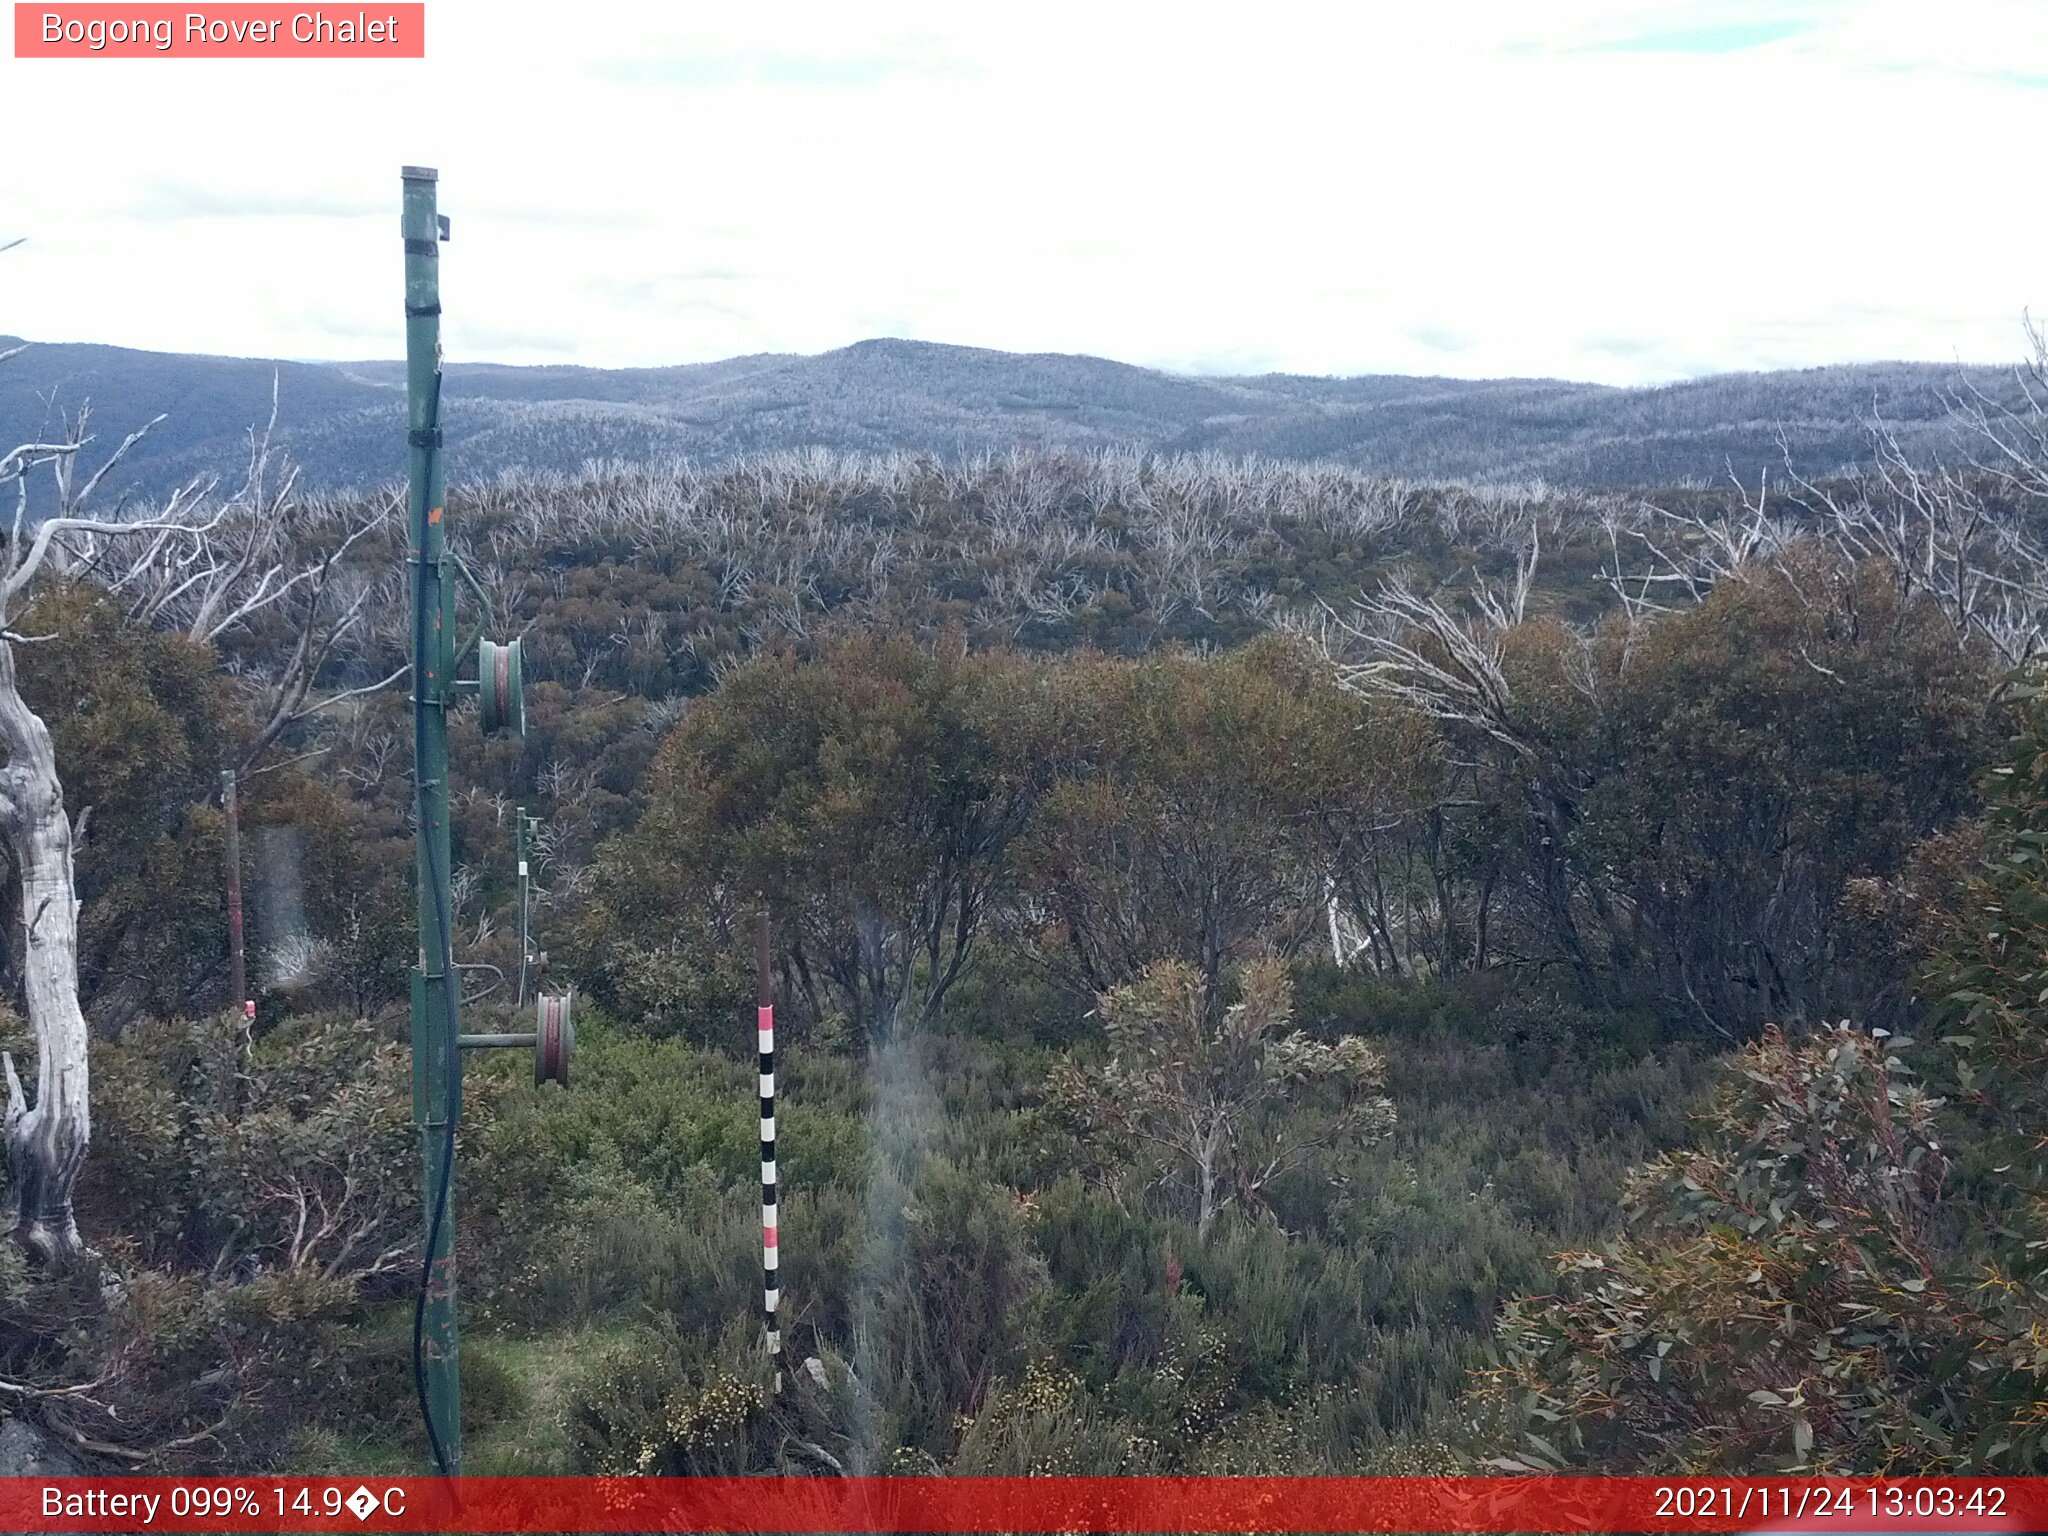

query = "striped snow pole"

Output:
[[756, 910, 781, 1392]]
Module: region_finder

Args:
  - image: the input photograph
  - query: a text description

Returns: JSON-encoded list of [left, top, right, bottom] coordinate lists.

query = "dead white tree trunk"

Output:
[[0, 631, 89, 1260]]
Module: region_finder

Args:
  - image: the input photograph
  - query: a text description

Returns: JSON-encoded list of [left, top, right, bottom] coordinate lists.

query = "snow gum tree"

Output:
[[1050, 957, 1396, 1238], [0, 374, 391, 1262]]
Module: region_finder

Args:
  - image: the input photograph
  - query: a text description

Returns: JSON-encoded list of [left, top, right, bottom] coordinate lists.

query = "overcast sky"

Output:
[[3, 0, 2044, 385]]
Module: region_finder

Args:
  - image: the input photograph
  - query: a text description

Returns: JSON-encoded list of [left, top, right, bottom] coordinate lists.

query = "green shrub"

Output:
[[565, 1316, 776, 1475], [82, 1011, 415, 1281], [950, 1359, 1162, 1474]]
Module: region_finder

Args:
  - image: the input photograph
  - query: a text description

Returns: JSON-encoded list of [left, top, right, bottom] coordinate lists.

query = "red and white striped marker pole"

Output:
[[756, 910, 782, 1392]]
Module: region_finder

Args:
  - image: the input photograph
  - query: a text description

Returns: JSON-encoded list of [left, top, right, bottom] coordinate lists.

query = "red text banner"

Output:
[[3, 1476, 2045, 1533], [14, 4, 424, 57]]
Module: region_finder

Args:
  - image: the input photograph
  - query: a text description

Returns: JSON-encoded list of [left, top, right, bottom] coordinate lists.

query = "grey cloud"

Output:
[[1138, 347, 1288, 377], [1586, 21, 1810, 53], [130, 182, 383, 220], [452, 323, 583, 356], [303, 314, 396, 345], [1583, 335, 1660, 358], [462, 203, 654, 231], [581, 275, 761, 313], [1406, 325, 1473, 354], [590, 47, 977, 90], [135, 180, 661, 231]]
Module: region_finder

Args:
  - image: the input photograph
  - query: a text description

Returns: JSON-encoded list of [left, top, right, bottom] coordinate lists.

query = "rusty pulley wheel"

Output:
[[479, 637, 525, 737], [535, 991, 573, 1086]]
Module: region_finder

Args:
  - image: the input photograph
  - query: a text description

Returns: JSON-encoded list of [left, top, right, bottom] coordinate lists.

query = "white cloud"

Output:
[[1, 0, 2041, 385]]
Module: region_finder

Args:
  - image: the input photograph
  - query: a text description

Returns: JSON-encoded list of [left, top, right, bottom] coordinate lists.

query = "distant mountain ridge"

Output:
[[0, 333, 2019, 503]]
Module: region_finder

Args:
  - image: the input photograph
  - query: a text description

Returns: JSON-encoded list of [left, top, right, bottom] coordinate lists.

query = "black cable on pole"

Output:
[[409, 369, 461, 1479], [412, 824, 461, 1476]]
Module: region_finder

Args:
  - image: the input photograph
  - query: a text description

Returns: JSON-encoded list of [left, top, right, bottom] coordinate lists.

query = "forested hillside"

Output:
[[0, 333, 2021, 508], [4, 388, 2048, 1475]]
